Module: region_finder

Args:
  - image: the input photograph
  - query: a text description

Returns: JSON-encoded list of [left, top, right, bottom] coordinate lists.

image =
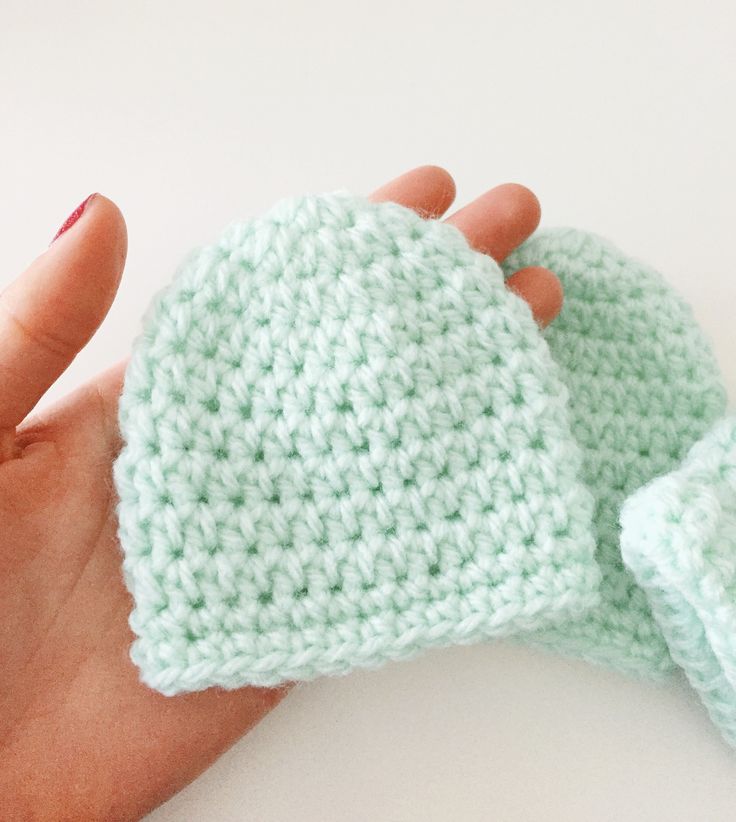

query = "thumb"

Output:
[[0, 193, 127, 457]]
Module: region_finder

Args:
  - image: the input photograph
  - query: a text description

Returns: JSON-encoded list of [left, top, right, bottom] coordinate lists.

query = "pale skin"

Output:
[[0, 166, 563, 821]]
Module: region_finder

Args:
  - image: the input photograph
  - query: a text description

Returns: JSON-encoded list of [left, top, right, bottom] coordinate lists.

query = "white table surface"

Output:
[[2, 1, 736, 819]]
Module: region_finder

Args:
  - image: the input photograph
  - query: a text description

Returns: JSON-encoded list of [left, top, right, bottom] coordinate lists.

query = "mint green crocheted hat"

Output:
[[503, 230, 726, 678], [621, 415, 736, 748], [114, 194, 600, 695]]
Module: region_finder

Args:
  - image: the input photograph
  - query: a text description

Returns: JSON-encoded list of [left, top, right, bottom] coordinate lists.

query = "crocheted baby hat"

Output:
[[114, 193, 600, 695], [621, 415, 736, 748], [503, 229, 726, 678]]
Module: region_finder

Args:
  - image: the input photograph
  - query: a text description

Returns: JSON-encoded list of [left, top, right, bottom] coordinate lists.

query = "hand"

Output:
[[0, 166, 561, 821]]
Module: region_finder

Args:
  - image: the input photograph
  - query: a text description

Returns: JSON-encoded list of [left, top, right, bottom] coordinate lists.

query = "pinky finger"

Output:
[[505, 266, 564, 328]]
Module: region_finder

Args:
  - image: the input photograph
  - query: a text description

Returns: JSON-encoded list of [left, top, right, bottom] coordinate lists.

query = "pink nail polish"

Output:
[[51, 193, 96, 243]]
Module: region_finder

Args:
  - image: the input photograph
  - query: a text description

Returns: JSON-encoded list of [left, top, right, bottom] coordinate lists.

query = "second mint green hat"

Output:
[[504, 229, 726, 678]]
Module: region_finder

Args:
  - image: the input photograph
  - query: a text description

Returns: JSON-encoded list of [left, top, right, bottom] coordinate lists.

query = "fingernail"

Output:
[[50, 193, 96, 244]]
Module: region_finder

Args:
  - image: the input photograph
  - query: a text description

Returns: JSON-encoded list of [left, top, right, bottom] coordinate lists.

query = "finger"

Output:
[[369, 165, 456, 218], [17, 356, 130, 457], [445, 183, 541, 263], [506, 266, 563, 328], [0, 194, 127, 441]]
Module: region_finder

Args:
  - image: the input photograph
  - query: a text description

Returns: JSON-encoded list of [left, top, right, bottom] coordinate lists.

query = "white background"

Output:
[[2, 1, 736, 819]]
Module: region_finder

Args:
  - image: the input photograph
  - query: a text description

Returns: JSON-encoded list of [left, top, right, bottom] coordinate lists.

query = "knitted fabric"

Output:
[[114, 194, 600, 695], [621, 416, 736, 748], [503, 230, 726, 678]]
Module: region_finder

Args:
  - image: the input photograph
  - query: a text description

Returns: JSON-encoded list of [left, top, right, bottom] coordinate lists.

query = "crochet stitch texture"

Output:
[[503, 230, 726, 678], [621, 415, 736, 749], [115, 193, 600, 694]]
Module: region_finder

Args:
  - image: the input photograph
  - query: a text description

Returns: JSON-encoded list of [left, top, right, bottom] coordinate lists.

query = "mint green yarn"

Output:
[[114, 194, 600, 695], [621, 416, 736, 748], [503, 229, 727, 678]]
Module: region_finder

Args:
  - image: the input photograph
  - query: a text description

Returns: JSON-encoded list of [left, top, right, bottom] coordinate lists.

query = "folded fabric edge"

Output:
[[621, 449, 736, 749]]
